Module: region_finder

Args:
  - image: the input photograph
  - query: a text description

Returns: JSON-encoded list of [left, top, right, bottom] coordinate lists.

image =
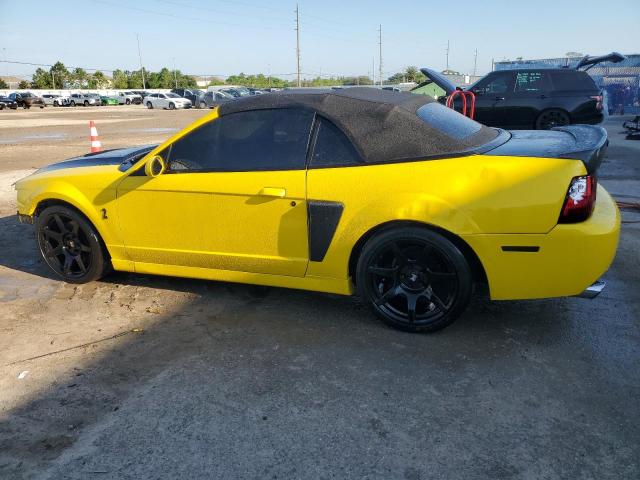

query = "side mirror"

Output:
[[145, 155, 166, 177]]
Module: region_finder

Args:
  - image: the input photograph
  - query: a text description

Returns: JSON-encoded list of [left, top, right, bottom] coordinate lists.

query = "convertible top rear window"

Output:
[[416, 103, 483, 141]]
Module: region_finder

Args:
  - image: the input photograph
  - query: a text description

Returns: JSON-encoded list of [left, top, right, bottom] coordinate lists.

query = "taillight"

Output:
[[559, 175, 597, 223], [591, 95, 603, 111]]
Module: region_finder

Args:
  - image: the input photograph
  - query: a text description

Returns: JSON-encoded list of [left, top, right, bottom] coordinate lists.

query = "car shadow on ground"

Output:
[[2, 211, 636, 479]]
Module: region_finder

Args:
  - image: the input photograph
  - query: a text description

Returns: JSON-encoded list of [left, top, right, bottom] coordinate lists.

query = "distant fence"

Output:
[[495, 54, 640, 114]]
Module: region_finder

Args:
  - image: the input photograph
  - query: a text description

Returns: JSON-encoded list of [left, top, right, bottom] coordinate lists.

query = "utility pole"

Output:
[[51, 70, 55, 89], [371, 57, 375, 85], [378, 24, 383, 86], [295, 4, 301, 87], [473, 49, 478, 76], [446, 40, 450, 71], [173, 58, 178, 88], [136, 34, 147, 89]]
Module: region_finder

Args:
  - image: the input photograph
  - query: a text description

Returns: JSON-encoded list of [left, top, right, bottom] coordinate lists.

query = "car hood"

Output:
[[36, 145, 158, 174]]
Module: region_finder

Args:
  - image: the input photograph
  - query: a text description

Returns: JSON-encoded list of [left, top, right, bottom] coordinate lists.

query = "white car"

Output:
[[115, 91, 142, 105], [144, 93, 192, 110], [41, 94, 70, 107]]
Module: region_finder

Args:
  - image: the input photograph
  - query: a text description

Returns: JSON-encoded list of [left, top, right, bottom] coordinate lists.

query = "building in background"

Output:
[[495, 54, 640, 114]]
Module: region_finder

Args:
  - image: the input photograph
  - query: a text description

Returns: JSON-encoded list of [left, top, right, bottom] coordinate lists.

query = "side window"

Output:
[[474, 73, 512, 95], [310, 116, 362, 168], [514, 71, 551, 93], [167, 108, 314, 172]]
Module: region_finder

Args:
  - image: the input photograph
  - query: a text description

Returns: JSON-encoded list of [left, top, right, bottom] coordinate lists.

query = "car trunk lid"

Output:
[[482, 125, 608, 174]]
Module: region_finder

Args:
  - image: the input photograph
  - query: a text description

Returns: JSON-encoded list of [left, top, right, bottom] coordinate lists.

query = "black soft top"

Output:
[[218, 87, 500, 164]]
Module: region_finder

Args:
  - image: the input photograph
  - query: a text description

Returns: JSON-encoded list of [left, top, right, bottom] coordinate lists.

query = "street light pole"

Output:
[[173, 58, 178, 88]]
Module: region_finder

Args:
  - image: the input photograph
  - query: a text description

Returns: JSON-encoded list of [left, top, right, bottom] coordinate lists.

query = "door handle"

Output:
[[258, 187, 286, 198], [494, 96, 505, 101]]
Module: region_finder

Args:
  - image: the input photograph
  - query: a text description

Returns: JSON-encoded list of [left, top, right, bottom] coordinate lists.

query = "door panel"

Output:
[[116, 170, 308, 276]]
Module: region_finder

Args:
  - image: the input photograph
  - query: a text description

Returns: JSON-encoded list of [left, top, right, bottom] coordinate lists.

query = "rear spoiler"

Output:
[[575, 52, 626, 71], [483, 125, 608, 174], [551, 125, 608, 173]]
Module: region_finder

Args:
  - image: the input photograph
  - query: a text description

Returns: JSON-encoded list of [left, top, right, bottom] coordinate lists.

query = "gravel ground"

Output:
[[0, 113, 638, 480]]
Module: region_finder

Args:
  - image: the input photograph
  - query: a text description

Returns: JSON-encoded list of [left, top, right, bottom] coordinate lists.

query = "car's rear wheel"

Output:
[[168, 102, 175, 110], [36, 205, 110, 284], [200, 101, 206, 109], [83, 100, 89, 107], [356, 227, 472, 333], [146, 101, 153, 109], [70, 100, 76, 107], [535, 109, 570, 130]]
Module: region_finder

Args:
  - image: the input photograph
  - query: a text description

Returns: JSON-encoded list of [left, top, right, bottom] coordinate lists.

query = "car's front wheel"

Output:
[[126, 99, 130, 105], [146, 101, 153, 109], [168, 102, 175, 110], [70, 100, 76, 107], [36, 205, 110, 283], [200, 101, 206, 109], [356, 227, 472, 333]]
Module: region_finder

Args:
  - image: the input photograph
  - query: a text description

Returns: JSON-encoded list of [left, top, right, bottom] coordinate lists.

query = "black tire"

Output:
[[146, 101, 153, 109], [36, 205, 110, 283], [70, 100, 76, 107], [126, 99, 131, 105], [53, 101, 59, 107], [84, 100, 89, 107], [200, 101, 206, 109], [535, 109, 570, 130], [168, 102, 175, 110], [0, 104, 4, 110], [356, 227, 472, 333]]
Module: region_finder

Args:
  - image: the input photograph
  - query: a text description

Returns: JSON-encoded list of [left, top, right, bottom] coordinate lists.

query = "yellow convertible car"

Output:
[[15, 88, 620, 332]]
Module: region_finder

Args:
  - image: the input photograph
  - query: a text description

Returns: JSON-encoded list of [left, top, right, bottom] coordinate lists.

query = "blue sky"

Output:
[[1, 0, 638, 80]]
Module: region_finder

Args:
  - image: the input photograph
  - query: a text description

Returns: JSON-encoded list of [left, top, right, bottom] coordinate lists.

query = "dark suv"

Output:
[[8, 92, 45, 109], [415, 53, 625, 129]]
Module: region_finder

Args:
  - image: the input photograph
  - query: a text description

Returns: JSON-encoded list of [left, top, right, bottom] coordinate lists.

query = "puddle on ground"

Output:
[[0, 133, 69, 144]]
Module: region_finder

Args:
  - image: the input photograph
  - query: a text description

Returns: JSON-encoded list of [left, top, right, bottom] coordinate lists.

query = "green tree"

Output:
[[88, 70, 109, 88], [49, 61, 69, 88], [32, 68, 53, 89], [0, 78, 8, 89], [18, 80, 30, 89], [112, 69, 128, 89], [69, 68, 88, 88]]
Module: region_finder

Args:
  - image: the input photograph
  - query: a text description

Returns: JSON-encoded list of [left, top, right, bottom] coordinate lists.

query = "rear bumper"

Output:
[[462, 184, 620, 300]]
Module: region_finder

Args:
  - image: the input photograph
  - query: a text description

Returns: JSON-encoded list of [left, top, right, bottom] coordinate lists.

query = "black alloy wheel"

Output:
[[36, 205, 109, 283], [357, 227, 472, 333], [535, 109, 570, 130]]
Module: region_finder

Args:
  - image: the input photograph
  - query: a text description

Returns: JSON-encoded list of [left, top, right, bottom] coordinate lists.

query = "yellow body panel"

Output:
[[14, 110, 620, 301]]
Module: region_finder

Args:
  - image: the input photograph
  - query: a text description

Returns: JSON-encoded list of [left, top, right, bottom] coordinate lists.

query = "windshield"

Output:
[[166, 93, 180, 98]]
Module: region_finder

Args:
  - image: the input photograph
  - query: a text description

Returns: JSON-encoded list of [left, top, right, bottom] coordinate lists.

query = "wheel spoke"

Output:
[[390, 242, 408, 264], [62, 253, 73, 275], [431, 292, 448, 311], [69, 220, 79, 235], [53, 214, 67, 234], [49, 245, 63, 256], [368, 266, 397, 278], [75, 255, 87, 273], [406, 293, 418, 323], [43, 227, 62, 242], [427, 268, 455, 279], [79, 243, 91, 253], [375, 285, 401, 306]]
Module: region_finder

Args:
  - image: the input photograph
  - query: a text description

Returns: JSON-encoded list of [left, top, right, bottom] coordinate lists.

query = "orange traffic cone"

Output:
[[89, 120, 102, 153]]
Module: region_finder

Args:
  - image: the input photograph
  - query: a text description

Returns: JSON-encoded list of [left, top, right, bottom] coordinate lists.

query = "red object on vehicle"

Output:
[[559, 175, 597, 223], [89, 120, 101, 153], [591, 94, 604, 111], [446, 89, 476, 119]]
